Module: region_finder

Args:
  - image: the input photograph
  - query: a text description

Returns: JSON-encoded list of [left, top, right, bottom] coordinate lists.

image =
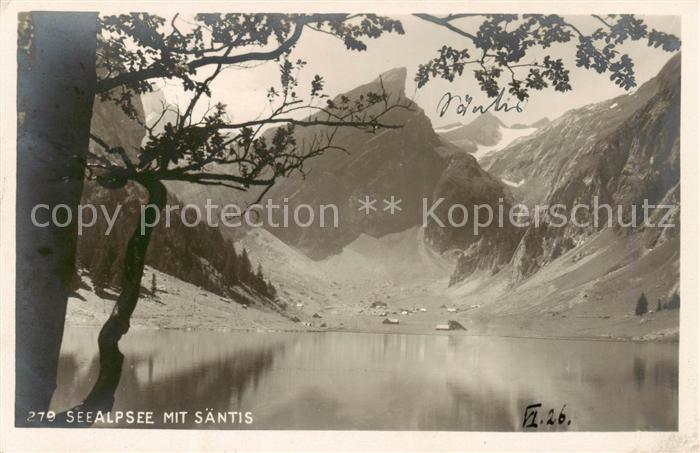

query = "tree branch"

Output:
[[97, 17, 306, 93], [212, 116, 405, 131], [96, 14, 353, 94], [414, 13, 477, 41]]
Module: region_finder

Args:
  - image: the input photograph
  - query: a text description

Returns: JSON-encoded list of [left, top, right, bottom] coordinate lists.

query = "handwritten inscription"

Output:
[[522, 403, 571, 429], [437, 88, 524, 118]]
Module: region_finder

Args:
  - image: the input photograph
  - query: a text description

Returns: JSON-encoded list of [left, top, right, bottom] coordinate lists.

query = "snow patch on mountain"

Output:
[[436, 113, 539, 162], [501, 178, 525, 187], [472, 126, 537, 161]]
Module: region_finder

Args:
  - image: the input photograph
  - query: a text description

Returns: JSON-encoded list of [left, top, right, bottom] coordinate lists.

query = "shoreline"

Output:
[[64, 321, 679, 344]]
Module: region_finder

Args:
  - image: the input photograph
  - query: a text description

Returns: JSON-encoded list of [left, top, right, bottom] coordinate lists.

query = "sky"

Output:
[[157, 14, 681, 129]]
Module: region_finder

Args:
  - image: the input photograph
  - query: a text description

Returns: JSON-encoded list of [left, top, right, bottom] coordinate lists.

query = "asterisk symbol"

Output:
[[383, 196, 402, 215], [358, 195, 377, 215]]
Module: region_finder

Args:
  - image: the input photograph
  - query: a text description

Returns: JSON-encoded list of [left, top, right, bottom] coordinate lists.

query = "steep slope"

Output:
[[423, 154, 523, 282], [509, 54, 680, 282], [449, 54, 681, 285], [261, 67, 525, 277], [78, 88, 285, 313], [442, 228, 679, 342], [66, 266, 295, 331], [263, 68, 453, 259], [236, 228, 341, 315], [480, 55, 676, 205]]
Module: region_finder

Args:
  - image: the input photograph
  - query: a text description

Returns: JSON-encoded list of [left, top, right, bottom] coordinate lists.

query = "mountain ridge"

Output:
[[449, 53, 681, 285], [263, 67, 532, 268]]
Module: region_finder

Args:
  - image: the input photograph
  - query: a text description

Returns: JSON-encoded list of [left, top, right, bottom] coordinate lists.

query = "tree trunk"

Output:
[[16, 12, 97, 425], [77, 180, 166, 414]]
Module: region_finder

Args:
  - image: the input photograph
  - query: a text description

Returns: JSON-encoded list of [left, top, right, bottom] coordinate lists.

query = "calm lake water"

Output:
[[51, 328, 678, 431]]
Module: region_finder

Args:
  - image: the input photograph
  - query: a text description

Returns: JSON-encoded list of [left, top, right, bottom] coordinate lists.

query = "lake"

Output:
[[50, 328, 678, 430]]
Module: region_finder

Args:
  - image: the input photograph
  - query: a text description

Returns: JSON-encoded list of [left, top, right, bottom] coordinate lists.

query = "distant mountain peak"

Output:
[[374, 67, 407, 97], [530, 117, 551, 128], [261, 64, 444, 259], [436, 111, 508, 151], [337, 67, 408, 102], [511, 117, 551, 129], [466, 111, 506, 128], [378, 66, 407, 84]]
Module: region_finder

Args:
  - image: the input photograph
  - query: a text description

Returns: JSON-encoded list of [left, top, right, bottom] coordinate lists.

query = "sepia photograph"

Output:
[[1, 1, 699, 451]]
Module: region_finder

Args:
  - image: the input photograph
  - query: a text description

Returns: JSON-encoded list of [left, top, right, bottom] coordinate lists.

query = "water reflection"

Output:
[[51, 329, 678, 431], [634, 356, 646, 390], [52, 329, 287, 428]]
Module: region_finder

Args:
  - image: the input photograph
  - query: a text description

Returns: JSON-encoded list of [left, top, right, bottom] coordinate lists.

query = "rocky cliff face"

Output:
[[264, 68, 453, 259], [262, 67, 525, 273], [449, 54, 681, 285], [423, 154, 523, 283], [481, 56, 676, 205]]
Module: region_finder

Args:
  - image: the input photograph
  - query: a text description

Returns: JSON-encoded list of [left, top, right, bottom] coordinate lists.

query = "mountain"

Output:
[[450, 53, 680, 285], [262, 68, 530, 271], [436, 112, 505, 150], [263, 68, 455, 259], [235, 225, 453, 318], [423, 154, 523, 283], [480, 55, 677, 205], [511, 117, 551, 129], [437, 112, 540, 161], [77, 88, 284, 314]]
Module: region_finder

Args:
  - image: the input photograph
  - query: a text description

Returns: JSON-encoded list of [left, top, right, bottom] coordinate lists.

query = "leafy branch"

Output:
[[87, 57, 412, 197], [95, 13, 404, 118], [414, 14, 680, 100]]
